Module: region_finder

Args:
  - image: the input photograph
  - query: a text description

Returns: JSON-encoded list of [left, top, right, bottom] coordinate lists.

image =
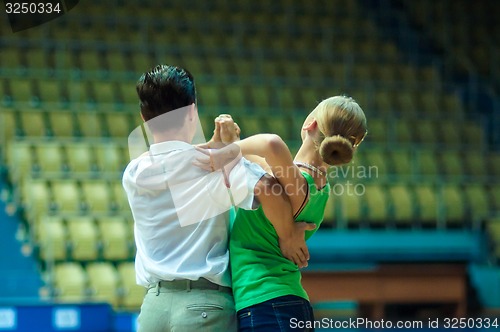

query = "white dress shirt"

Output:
[[122, 140, 265, 287]]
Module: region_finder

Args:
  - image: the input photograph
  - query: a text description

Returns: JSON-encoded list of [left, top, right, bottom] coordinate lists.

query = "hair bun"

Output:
[[319, 135, 354, 166]]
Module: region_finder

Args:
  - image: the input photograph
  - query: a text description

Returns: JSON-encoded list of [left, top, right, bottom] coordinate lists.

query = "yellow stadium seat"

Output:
[[19, 109, 47, 137], [97, 216, 131, 261], [104, 112, 133, 138], [78, 50, 103, 71], [414, 183, 438, 227], [81, 180, 112, 213], [105, 50, 129, 73], [65, 143, 95, 173], [337, 187, 363, 228], [117, 262, 146, 309], [112, 180, 130, 212], [224, 85, 248, 110], [488, 153, 500, 178], [75, 111, 104, 137], [462, 122, 485, 147], [34, 142, 65, 173], [67, 216, 99, 261], [248, 86, 272, 110], [363, 184, 389, 226], [197, 84, 222, 110], [416, 150, 440, 179], [117, 82, 137, 104], [363, 150, 389, 179], [9, 78, 36, 104], [388, 184, 415, 227], [463, 150, 487, 179], [276, 87, 300, 111], [54, 262, 87, 302], [0, 109, 18, 143], [86, 262, 120, 307], [440, 121, 461, 147], [488, 185, 500, 212], [37, 216, 67, 261], [95, 143, 126, 173], [7, 140, 34, 181], [51, 180, 83, 213], [22, 179, 51, 221], [47, 110, 76, 137], [463, 184, 490, 225], [388, 150, 413, 178], [365, 118, 388, 145], [37, 79, 63, 105], [440, 184, 466, 227], [414, 119, 438, 145], [92, 81, 119, 105], [394, 119, 414, 144], [418, 90, 440, 116], [440, 150, 464, 180]]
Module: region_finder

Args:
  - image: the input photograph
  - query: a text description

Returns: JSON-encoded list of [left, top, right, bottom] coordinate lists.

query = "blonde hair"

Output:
[[312, 96, 367, 166]]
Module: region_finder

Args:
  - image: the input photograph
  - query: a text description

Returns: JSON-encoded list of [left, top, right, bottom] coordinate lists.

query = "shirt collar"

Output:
[[149, 140, 193, 156]]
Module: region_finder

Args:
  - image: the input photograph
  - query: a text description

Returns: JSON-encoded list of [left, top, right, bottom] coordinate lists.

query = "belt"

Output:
[[148, 278, 232, 295]]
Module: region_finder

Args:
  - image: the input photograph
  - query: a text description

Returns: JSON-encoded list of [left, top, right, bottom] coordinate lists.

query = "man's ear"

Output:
[[302, 118, 317, 131], [188, 103, 197, 121]]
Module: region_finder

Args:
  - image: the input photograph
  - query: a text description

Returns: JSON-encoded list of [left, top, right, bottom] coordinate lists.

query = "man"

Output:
[[122, 65, 312, 331]]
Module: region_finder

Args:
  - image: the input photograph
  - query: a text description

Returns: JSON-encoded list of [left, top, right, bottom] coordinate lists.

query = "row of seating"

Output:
[[323, 182, 500, 229], [20, 175, 500, 232], [51, 261, 144, 309], [36, 215, 133, 262], [6, 138, 498, 185]]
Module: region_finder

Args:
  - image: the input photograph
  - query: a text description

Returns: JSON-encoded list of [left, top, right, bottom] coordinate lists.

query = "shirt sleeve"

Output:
[[226, 157, 266, 210]]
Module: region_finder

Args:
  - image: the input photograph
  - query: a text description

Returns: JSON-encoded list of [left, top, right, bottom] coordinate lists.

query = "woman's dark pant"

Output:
[[237, 295, 315, 332]]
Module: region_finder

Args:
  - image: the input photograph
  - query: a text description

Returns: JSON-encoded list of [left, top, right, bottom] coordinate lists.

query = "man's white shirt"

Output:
[[122, 140, 265, 287]]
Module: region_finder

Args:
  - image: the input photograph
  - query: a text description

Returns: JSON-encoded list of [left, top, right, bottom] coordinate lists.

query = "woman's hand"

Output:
[[215, 114, 240, 144]]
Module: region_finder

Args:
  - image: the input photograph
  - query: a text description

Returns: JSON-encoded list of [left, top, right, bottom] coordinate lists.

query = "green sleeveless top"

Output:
[[230, 171, 330, 311]]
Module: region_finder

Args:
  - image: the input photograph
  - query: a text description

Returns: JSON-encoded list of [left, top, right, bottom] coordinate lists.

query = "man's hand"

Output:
[[278, 222, 316, 268], [193, 143, 241, 172], [215, 114, 240, 144]]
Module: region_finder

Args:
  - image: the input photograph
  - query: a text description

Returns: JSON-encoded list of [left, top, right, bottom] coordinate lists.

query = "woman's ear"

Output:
[[302, 118, 318, 131]]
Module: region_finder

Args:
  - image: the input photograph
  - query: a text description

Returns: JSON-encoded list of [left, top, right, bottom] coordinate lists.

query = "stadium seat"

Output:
[[414, 119, 438, 145], [34, 142, 65, 174], [67, 216, 99, 261], [81, 180, 113, 212], [365, 118, 388, 145], [224, 85, 248, 111], [19, 109, 47, 137], [463, 184, 490, 225], [51, 180, 83, 213], [53, 262, 87, 301], [418, 90, 440, 116], [98, 216, 131, 261], [440, 150, 464, 180], [337, 187, 363, 228], [463, 150, 488, 179], [21, 179, 52, 221], [47, 110, 76, 137], [0, 109, 18, 144], [36, 79, 63, 105], [394, 119, 414, 144], [486, 218, 500, 261], [395, 90, 418, 116], [362, 184, 389, 226], [86, 262, 120, 307], [248, 85, 273, 110], [462, 122, 485, 147], [112, 180, 130, 212], [262, 115, 293, 141], [105, 50, 129, 73], [117, 82, 137, 104], [65, 142, 95, 173], [104, 112, 133, 137], [388, 150, 413, 178], [95, 143, 126, 173], [488, 153, 500, 178], [416, 150, 440, 179], [117, 262, 146, 309], [362, 150, 389, 180], [488, 185, 500, 212], [78, 50, 104, 72], [388, 184, 415, 227], [197, 83, 222, 110], [440, 121, 462, 147], [8, 78, 37, 105], [440, 184, 466, 227], [413, 183, 439, 227], [7, 140, 34, 181], [75, 111, 104, 137], [36, 216, 67, 261], [92, 81, 119, 105], [276, 87, 300, 111]]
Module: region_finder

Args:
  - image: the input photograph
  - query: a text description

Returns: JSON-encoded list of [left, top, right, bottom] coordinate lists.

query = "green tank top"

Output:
[[230, 171, 330, 312]]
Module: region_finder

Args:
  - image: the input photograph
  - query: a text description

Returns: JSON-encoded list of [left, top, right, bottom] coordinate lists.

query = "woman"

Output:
[[201, 96, 367, 331]]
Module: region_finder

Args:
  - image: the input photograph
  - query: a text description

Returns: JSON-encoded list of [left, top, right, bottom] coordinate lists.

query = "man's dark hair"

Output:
[[136, 64, 196, 122]]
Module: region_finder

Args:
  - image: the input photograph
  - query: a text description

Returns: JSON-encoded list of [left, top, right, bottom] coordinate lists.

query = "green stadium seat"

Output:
[[117, 82, 137, 104], [104, 112, 133, 137], [488, 185, 500, 212], [276, 86, 300, 111], [365, 118, 389, 145], [78, 50, 104, 71], [66, 216, 99, 261], [463, 150, 488, 179], [197, 83, 223, 110], [92, 81, 119, 105], [117, 262, 146, 309], [373, 92, 394, 116], [414, 119, 438, 145], [394, 119, 414, 144], [54, 262, 87, 301], [416, 150, 440, 179], [86, 262, 120, 307], [462, 122, 485, 147], [105, 51, 129, 73], [488, 153, 500, 178], [463, 184, 490, 225], [388, 150, 413, 178], [337, 187, 363, 228], [248, 85, 273, 110], [36, 79, 63, 105], [486, 218, 500, 261], [363, 150, 389, 180], [224, 85, 248, 111]]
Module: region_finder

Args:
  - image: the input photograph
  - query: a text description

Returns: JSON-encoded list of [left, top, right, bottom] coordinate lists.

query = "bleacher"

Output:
[[1, 0, 499, 322]]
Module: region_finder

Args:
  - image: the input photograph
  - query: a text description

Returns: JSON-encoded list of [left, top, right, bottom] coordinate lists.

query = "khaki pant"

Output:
[[137, 279, 236, 332]]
